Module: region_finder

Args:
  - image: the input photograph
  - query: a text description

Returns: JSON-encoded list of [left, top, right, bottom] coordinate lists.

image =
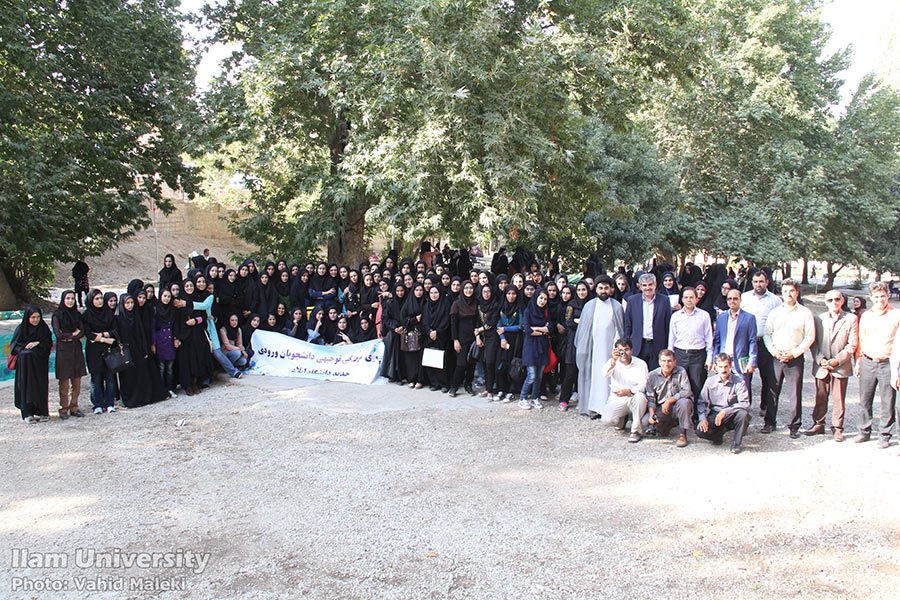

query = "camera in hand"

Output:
[[617, 349, 627, 356]]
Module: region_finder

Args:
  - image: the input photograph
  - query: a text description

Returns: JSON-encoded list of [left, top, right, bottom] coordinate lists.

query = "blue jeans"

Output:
[[90, 368, 117, 409], [213, 348, 247, 377], [520, 365, 545, 401]]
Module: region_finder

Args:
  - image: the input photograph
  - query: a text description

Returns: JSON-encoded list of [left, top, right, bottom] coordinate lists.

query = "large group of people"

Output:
[[9, 244, 900, 457]]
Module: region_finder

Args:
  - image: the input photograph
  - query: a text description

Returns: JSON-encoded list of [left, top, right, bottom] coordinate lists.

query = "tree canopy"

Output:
[[0, 0, 197, 297]]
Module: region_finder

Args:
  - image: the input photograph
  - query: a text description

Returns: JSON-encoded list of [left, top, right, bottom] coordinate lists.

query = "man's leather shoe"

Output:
[[730, 445, 742, 454], [628, 431, 642, 443], [788, 430, 801, 439], [833, 430, 844, 442], [855, 433, 870, 443], [676, 434, 688, 448], [760, 424, 775, 434], [803, 425, 826, 436]]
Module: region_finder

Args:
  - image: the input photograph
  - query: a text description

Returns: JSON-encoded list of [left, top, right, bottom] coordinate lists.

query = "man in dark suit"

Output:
[[624, 273, 672, 371], [713, 288, 758, 390]]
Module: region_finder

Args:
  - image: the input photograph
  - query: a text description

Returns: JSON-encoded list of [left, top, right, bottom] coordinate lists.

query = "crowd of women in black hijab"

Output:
[[9, 243, 774, 423]]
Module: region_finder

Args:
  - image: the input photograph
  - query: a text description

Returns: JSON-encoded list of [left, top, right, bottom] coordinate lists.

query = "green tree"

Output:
[[648, 0, 848, 266], [196, 0, 698, 266], [0, 0, 198, 298]]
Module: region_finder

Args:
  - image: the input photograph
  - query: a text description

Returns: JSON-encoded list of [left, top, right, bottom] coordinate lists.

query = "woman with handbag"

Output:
[[51, 290, 88, 419], [519, 290, 551, 410], [448, 280, 478, 397], [115, 294, 168, 408], [422, 285, 451, 391], [83, 289, 119, 413], [475, 284, 501, 399], [399, 283, 427, 388], [10, 306, 53, 423], [495, 286, 523, 402]]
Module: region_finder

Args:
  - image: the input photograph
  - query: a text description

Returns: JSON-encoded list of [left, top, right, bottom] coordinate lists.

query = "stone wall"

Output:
[[154, 186, 243, 240]]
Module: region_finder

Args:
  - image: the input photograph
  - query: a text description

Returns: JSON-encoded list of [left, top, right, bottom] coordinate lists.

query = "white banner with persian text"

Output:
[[249, 330, 384, 384]]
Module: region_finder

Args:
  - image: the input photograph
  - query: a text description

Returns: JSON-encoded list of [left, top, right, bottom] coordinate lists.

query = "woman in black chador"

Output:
[[11, 307, 53, 423]]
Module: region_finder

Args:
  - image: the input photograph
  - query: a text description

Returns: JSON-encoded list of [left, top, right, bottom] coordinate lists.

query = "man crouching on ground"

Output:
[[697, 353, 752, 454]]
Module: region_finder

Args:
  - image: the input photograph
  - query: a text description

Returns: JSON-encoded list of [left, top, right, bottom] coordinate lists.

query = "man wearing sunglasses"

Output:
[[807, 292, 858, 441]]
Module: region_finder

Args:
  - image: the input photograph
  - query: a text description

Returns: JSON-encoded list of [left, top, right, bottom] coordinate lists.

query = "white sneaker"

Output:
[[501, 394, 514, 404], [493, 393, 505, 402], [93, 407, 103, 415], [518, 399, 532, 410], [531, 399, 544, 410], [168, 390, 177, 398], [107, 406, 116, 413]]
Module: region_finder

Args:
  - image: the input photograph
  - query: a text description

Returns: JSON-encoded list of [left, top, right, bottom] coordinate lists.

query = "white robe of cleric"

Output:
[[574, 296, 625, 416]]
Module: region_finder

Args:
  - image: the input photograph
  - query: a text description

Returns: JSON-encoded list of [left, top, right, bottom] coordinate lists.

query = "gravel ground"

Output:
[[2, 355, 899, 600]]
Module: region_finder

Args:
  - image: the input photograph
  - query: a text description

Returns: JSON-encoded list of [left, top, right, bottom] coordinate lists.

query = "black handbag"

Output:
[[508, 357, 525, 384], [104, 344, 134, 374], [400, 330, 422, 352], [467, 339, 484, 363]]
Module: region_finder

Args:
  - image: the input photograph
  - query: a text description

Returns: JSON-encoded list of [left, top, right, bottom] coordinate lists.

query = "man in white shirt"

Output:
[[762, 278, 815, 437], [668, 286, 713, 403], [741, 270, 782, 417], [601, 338, 649, 441]]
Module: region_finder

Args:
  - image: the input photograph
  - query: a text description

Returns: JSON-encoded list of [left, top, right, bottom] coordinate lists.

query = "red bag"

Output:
[[544, 345, 557, 374], [6, 353, 17, 371]]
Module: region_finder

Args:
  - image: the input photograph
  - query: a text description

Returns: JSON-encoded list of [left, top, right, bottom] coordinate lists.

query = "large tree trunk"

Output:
[[0, 267, 18, 311], [801, 258, 809, 285], [822, 261, 843, 292], [327, 203, 368, 266]]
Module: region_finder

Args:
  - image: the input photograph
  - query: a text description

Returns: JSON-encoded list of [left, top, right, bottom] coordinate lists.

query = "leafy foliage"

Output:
[[0, 0, 198, 297]]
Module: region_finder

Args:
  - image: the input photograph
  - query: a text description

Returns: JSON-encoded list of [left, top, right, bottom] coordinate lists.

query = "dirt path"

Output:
[[1, 362, 898, 599]]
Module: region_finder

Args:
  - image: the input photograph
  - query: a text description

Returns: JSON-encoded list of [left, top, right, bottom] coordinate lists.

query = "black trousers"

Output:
[[559, 362, 578, 404], [696, 409, 751, 448], [637, 339, 660, 371], [674, 348, 708, 401], [773, 355, 804, 431], [747, 338, 777, 411]]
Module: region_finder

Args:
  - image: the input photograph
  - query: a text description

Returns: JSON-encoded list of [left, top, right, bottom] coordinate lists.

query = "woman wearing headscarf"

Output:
[[218, 313, 249, 374], [343, 269, 363, 330], [151, 287, 179, 398], [359, 272, 379, 325], [519, 290, 551, 410], [400, 282, 427, 388], [51, 290, 88, 419], [495, 286, 523, 402], [694, 281, 717, 326], [715, 278, 738, 314], [82, 289, 119, 413], [558, 283, 588, 411], [253, 271, 277, 318], [242, 314, 262, 358], [475, 284, 501, 399], [216, 268, 239, 324], [613, 274, 631, 304], [422, 284, 451, 391], [448, 280, 478, 397], [287, 307, 308, 340], [379, 282, 407, 381], [309, 262, 337, 311], [321, 307, 341, 345], [274, 269, 293, 309], [290, 269, 310, 316], [661, 272, 681, 312], [158, 254, 183, 292], [173, 279, 208, 395], [354, 316, 378, 342], [115, 294, 167, 408], [11, 307, 53, 423]]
